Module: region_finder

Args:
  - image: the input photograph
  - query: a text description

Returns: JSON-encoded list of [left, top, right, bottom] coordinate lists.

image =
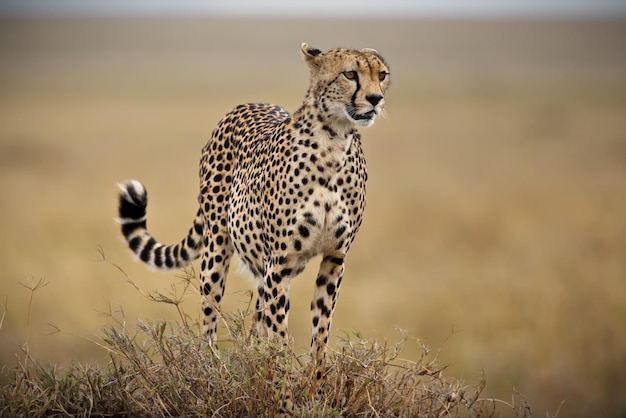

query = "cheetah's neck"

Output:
[[291, 91, 357, 150]]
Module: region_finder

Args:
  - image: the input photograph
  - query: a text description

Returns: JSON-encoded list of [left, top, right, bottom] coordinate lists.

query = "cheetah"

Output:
[[117, 43, 390, 382]]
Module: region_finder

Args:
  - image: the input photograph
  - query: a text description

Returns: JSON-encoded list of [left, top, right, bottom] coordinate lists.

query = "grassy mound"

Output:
[[1, 316, 531, 417], [1, 260, 531, 416]]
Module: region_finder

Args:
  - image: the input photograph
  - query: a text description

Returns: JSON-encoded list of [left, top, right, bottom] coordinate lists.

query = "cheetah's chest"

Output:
[[227, 138, 362, 274]]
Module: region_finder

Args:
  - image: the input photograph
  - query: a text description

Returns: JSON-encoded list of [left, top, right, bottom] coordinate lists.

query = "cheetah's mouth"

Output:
[[347, 106, 377, 122], [357, 110, 377, 120]]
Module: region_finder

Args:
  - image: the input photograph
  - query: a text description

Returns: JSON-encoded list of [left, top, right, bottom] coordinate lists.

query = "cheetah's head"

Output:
[[301, 43, 390, 129]]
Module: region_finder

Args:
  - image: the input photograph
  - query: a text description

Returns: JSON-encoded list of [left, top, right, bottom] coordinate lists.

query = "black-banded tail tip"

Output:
[[117, 180, 147, 223]]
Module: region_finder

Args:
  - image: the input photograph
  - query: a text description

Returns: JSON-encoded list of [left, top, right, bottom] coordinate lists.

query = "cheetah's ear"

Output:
[[361, 47, 388, 66], [361, 48, 380, 57], [301, 42, 322, 69]]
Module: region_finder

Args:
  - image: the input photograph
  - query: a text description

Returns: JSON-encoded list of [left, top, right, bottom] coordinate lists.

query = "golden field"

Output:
[[1, 18, 625, 416]]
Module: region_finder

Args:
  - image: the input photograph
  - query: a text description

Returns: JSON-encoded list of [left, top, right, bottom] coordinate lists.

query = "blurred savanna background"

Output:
[[1, 1, 626, 416]]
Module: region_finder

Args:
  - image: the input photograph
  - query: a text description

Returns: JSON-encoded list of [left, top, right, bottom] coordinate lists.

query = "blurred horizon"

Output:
[[1, 0, 626, 18]]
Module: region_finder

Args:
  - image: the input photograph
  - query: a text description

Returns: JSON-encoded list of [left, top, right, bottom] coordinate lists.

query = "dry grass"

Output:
[[0, 265, 530, 417], [1, 17, 625, 417]]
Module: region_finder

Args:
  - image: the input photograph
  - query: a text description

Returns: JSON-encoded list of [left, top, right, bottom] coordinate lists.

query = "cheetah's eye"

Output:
[[378, 71, 388, 82], [343, 71, 358, 81]]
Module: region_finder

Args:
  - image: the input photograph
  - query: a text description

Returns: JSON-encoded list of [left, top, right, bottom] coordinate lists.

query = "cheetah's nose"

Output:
[[366, 94, 383, 107]]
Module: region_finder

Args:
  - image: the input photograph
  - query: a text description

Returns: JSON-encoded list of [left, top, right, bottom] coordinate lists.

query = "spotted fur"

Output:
[[117, 43, 390, 384]]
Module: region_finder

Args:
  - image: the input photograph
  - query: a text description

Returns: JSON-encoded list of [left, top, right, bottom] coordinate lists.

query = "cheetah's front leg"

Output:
[[310, 253, 345, 383], [253, 258, 297, 342]]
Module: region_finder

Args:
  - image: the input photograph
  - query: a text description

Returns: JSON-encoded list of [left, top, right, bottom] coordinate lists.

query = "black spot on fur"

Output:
[[298, 225, 310, 238]]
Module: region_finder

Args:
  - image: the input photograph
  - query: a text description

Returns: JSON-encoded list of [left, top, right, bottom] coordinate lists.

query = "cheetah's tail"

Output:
[[116, 180, 203, 270]]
